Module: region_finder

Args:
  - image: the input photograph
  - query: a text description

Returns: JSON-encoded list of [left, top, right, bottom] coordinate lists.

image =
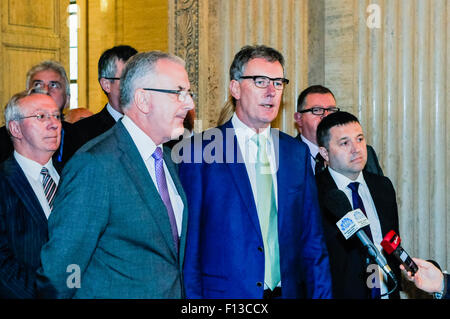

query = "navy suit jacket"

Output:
[[315, 169, 401, 298], [0, 156, 48, 298], [177, 120, 332, 299]]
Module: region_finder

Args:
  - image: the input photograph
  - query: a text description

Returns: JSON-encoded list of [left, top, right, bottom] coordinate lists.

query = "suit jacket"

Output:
[[295, 134, 384, 176], [36, 120, 188, 298], [0, 156, 48, 298], [315, 168, 401, 299], [0, 121, 75, 173], [177, 120, 332, 299], [70, 105, 116, 155]]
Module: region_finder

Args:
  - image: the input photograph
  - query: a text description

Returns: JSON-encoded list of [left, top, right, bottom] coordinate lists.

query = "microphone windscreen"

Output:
[[324, 189, 353, 220]]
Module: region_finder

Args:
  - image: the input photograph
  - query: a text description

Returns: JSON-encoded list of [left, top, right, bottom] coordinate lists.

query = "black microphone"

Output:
[[381, 230, 418, 275], [324, 189, 398, 286]]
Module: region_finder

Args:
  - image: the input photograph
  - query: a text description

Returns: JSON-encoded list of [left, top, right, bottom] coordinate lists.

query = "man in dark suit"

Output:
[[315, 111, 401, 299], [294, 85, 383, 176], [177, 45, 332, 299], [71, 45, 137, 152], [37, 51, 194, 298], [0, 90, 61, 298], [0, 61, 75, 172]]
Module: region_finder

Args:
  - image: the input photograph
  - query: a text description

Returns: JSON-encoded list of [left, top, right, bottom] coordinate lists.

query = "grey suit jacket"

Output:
[[36, 120, 188, 299]]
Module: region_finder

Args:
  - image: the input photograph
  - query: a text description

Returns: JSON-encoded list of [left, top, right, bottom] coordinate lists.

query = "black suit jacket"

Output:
[[0, 156, 48, 298], [0, 121, 75, 174], [70, 105, 116, 155], [315, 169, 401, 299], [295, 134, 384, 176]]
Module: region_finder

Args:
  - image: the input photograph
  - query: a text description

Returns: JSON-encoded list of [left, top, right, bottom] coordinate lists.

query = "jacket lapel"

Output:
[[220, 121, 261, 237], [3, 156, 47, 227], [114, 122, 177, 259]]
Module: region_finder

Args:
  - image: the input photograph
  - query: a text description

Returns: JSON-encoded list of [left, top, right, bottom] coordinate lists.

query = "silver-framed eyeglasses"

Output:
[[18, 113, 62, 122], [142, 88, 196, 102], [239, 75, 289, 90], [299, 106, 340, 116]]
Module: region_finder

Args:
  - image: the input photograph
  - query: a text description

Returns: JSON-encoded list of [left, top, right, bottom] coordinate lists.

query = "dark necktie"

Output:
[[40, 167, 57, 210], [347, 182, 381, 299], [152, 147, 179, 253], [314, 153, 326, 174]]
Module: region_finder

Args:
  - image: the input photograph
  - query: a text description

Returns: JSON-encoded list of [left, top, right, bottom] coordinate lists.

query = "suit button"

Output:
[[258, 246, 263, 252], [256, 282, 263, 287]]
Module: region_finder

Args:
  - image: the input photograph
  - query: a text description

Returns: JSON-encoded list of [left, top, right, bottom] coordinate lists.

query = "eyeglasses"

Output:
[[239, 75, 289, 90], [142, 88, 196, 102], [103, 77, 120, 81], [298, 107, 340, 116], [18, 113, 62, 122]]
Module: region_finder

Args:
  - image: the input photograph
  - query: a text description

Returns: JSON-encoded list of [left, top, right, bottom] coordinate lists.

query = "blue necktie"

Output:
[[348, 182, 381, 299]]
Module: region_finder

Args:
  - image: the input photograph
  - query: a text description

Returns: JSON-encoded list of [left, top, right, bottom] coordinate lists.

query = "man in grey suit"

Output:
[[36, 51, 195, 298]]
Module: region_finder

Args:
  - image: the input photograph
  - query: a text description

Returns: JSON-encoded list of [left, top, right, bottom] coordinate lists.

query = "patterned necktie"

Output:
[[348, 182, 381, 299], [252, 134, 280, 290], [40, 167, 57, 210], [314, 153, 326, 174], [152, 147, 179, 253]]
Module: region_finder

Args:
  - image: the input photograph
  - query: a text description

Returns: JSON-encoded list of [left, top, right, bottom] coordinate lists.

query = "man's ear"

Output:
[[134, 89, 151, 114], [319, 146, 329, 162], [229, 80, 241, 101], [99, 78, 111, 94], [294, 112, 302, 129], [8, 120, 22, 140]]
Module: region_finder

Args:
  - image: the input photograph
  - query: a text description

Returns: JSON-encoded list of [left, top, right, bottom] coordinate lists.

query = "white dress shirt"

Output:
[[14, 151, 59, 219], [328, 167, 389, 297], [231, 113, 278, 208], [106, 103, 124, 122], [121, 115, 183, 236], [300, 135, 320, 173]]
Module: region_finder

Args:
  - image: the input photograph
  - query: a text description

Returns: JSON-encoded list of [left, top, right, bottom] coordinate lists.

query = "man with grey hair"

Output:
[[0, 60, 75, 171], [37, 51, 194, 299], [71, 45, 137, 151], [0, 90, 61, 298]]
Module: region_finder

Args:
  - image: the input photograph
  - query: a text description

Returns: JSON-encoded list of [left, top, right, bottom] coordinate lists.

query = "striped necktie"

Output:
[[40, 167, 57, 210]]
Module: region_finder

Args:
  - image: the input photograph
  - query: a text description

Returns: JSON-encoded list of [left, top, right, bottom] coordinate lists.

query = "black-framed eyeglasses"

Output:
[[142, 88, 196, 102], [239, 75, 289, 90], [103, 77, 120, 81], [18, 113, 62, 122], [298, 107, 340, 116]]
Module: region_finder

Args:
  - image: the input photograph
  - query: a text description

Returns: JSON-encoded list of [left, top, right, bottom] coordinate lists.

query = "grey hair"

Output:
[[119, 51, 185, 110], [4, 90, 30, 134], [26, 60, 70, 97]]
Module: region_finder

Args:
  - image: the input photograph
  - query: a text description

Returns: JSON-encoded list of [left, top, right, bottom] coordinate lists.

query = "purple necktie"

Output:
[[152, 147, 179, 252]]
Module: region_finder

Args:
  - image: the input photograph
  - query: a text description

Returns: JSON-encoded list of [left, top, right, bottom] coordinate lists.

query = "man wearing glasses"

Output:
[[294, 85, 383, 176], [37, 51, 193, 298], [0, 61, 75, 172], [0, 90, 61, 298], [178, 45, 332, 299], [71, 45, 137, 152]]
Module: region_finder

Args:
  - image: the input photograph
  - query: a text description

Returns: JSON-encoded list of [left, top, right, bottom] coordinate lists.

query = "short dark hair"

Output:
[[98, 45, 138, 79], [296, 85, 335, 112], [317, 111, 359, 148], [229, 45, 285, 106]]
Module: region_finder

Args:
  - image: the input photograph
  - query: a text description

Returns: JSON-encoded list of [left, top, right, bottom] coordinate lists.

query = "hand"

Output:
[[401, 258, 444, 294]]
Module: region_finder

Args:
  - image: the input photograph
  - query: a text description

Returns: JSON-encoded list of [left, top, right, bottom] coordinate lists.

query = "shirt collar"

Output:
[[328, 167, 366, 191], [231, 112, 272, 145], [121, 115, 158, 162], [300, 135, 319, 157], [14, 151, 54, 181], [106, 103, 124, 122]]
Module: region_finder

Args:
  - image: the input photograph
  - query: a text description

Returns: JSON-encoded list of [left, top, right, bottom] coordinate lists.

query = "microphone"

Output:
[[381, 230, 418, 275], [324, 189, 398, 286]]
